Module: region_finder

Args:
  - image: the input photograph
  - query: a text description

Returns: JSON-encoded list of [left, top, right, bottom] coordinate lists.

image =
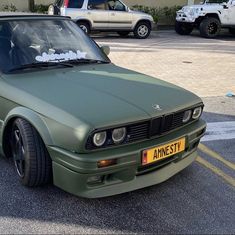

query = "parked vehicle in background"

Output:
[[48, 0, 154, 39], [175, 0, 235, 38]]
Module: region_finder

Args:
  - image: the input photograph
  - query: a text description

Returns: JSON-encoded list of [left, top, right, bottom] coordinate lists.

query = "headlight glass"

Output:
[[112, 127, 126, 144], [183, 110, 192, 123], [192, 107, 202, 119], [93, 131, 107, 147]]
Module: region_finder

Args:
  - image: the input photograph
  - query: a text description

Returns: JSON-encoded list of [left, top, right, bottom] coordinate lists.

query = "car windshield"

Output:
[[0, 18, 110, 73], [204, 0, 229, 3]]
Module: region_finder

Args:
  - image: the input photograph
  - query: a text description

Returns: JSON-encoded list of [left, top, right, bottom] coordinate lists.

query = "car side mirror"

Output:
[[101, 45, 110, 56]]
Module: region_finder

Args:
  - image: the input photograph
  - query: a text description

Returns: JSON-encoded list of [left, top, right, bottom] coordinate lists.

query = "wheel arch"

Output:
[[195, 14, 221, 27], [75, 18, 92, 29], [2, 107, 53, 158], [134, 19, 152, 30], [204, 13, 221, 22]]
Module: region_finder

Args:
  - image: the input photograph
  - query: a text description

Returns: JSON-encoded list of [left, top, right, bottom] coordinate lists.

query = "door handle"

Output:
[[111, 13, 115, 16], [87, 11, 91, 15]]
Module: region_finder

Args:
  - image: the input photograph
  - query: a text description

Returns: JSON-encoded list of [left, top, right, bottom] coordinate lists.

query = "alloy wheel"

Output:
[[11, 127, 25, 178]]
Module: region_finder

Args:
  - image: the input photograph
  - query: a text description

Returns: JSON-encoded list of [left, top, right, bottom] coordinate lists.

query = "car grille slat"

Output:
[[128, 122, 149, 141]]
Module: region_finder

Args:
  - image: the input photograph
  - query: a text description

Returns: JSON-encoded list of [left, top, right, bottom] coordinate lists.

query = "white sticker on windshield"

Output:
[[35, 50, 87, 62]]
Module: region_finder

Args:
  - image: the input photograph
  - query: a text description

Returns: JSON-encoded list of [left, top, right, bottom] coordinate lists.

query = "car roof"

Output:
[[0, 12, 69, 20]]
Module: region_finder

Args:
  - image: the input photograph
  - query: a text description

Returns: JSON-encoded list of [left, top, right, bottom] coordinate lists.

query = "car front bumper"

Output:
[[176, 12, 197, 23], [48, 119, 206, 198]]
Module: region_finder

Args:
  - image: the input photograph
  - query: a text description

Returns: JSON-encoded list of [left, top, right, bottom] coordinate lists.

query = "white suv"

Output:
[[175, 0, 235, 38], [48, 0, 154, 39]]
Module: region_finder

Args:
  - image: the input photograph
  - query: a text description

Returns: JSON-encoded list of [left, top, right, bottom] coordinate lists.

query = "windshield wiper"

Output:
[[65, 59, 110, 65], [7, 62, 74, 73]]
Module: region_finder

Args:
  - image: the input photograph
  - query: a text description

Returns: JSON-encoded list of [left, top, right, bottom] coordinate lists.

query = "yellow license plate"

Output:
[[142, 138, 186, 165]]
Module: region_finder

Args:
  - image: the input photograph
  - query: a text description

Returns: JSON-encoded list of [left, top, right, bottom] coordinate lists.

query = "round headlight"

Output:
[[192, 107, 202, 119], [112, 127, 126, 144], [183, 110, 192, 123], [93, 131, 107, 147]]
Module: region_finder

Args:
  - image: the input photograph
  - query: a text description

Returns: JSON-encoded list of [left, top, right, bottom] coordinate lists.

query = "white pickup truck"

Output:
[[175, 0, 235, 38]]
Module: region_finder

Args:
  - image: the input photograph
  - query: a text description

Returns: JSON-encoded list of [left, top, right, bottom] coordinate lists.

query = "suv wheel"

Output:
[[77, 22, 90, 34], [199, 17, 221, 38], [175, 21, 193, 35], [10, 118, 52, 187], [134, 22, 151, 39], [117, 31, 130, 37], [229, 28, 235, 35]]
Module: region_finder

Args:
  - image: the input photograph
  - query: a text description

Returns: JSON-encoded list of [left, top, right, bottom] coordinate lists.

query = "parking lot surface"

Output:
[[0, 30, 235, 234]]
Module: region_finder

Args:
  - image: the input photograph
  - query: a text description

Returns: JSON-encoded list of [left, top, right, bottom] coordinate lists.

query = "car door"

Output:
[[87, 0, 109, 29], [107, 0, 133, 30]]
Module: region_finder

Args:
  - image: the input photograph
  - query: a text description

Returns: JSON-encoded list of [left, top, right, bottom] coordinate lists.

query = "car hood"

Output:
[[2, 64, 202, 129], [181, 4, 223, 11]]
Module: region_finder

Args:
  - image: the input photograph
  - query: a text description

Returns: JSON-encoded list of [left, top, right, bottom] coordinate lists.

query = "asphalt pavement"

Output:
[[0, 31, 234, 234]]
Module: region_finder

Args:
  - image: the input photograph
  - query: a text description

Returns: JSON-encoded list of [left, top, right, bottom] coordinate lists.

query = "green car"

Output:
[[0, 13, 206, 198]]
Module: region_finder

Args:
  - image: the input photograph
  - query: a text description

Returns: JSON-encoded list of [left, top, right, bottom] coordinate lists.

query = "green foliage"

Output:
[[132, 5, 182, 25], [1, 4, 17, 12], [32, 4, 50, 13]]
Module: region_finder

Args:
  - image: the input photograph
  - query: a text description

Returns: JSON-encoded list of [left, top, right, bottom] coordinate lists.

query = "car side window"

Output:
[[68, 0, 84, 8], [88, 0, 107, 10], [107, 0, 126, 11]]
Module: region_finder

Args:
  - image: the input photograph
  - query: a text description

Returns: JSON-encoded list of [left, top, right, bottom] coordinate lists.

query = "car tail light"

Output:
[[64, 0, 69, 8]]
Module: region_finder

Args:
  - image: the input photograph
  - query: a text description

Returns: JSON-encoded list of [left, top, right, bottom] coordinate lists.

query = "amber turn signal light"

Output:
[[98, 159, 117, 168]]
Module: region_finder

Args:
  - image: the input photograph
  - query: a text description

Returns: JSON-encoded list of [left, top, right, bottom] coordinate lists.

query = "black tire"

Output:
[[134, 22, 151, 39], [175, 21, 193, 35], [117, 31, 130, 37], [10, 118, 52, 187], [199, 17, 221, 38], [229, 28, 235, 35], [77, 21, 90, 34]]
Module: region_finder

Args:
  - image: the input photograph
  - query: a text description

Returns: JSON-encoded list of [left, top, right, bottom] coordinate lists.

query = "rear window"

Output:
[[68, 0, 84, 8]]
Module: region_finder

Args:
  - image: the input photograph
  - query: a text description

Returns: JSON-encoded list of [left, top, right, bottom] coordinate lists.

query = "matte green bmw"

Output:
[[0, 13, 206, 198]]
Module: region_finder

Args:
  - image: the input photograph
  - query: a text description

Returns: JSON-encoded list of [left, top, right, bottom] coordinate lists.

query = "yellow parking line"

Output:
[[199, 144, 235, 171], [196, 156, 235, 188]]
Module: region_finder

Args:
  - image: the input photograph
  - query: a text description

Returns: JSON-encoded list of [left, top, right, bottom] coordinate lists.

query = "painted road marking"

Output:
[[202, 121, 235, 142], [199, 144, 235, 171], [196, 156, 235, 188]]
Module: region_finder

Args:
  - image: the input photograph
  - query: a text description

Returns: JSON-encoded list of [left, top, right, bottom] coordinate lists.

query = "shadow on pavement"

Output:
[[94, 30, 235, 55]]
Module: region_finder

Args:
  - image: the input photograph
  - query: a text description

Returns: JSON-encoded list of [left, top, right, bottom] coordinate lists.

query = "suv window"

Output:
[[88, 0, 107, 10], [107, 0, 126, 11], [68, 0, 84, 8]]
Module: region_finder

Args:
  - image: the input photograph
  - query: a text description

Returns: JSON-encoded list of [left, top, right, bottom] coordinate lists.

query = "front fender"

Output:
[[2, 106, 92, 155], [2, 107, 54, 147]]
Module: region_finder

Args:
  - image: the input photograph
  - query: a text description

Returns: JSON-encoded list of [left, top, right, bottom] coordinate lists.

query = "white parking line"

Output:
[[202, 121, 235, 142]]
